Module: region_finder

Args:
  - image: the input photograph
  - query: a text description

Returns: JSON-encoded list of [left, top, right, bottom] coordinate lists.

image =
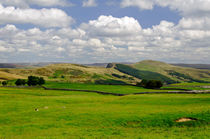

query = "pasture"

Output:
[[0, 87, 209, 138]]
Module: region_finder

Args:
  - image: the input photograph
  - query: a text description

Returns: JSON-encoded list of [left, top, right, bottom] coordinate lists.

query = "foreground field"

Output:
[[0, 87, 209, 138]]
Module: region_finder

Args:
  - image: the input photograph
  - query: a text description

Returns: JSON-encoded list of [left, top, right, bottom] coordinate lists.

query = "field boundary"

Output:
[[42, 86, 126, 96], [42, 86, 210, 96]]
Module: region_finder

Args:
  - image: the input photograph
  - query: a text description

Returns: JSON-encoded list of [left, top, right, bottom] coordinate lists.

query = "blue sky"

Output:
[[0, 0, 210, 63]]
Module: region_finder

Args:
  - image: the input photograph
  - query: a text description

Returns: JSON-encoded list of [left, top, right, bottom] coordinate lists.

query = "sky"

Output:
[[0, 0, 210, 64]]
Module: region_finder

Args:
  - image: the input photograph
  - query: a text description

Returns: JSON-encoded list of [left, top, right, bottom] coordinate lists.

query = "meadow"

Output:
[[0, 87, 209, 139]]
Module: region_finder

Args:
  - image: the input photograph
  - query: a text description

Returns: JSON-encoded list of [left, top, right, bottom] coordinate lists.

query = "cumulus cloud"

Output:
[[0, 0, 72, 8], [82, 0, 97, 7], [0, 4, 74, 28], [80, 15, 142, 37], [0, 14, 210, 63]]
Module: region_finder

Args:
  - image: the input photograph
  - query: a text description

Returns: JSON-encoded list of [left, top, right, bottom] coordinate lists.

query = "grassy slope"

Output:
[[0, 71, 24, 81], [133, 60, 210, 82], [114, 63, 176, 84], [0, 64, 139, 84], [0, 87, 209, 138]]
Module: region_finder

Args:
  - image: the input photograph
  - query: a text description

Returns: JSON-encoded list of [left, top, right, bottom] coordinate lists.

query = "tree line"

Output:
[[1, 76, 45, 86]]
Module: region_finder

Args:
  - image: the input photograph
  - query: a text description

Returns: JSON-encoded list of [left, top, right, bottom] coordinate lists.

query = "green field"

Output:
[[0, 87, 209, 139], [45, 81, 179, 94]]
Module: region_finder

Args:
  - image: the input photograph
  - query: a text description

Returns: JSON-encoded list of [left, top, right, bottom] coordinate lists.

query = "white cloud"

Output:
[[178, 17, 210, 30], [80, 15, 142, 37], [0, 0, 72, 8], [0, 15, 210, 63], [121, 0, 154, 10], [0, 4, 74, 28], [121, 0, 210, 17], [82, 0, 97, 7]]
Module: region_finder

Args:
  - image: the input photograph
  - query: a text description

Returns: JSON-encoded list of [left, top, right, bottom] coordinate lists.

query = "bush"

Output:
[[15, 79, 26, 86], [27, 76, 45, 86], [137, 79, 163, 89], [136, 79, 148, 87], [2, 81, 8, 86], [38, 77, 45, 85]]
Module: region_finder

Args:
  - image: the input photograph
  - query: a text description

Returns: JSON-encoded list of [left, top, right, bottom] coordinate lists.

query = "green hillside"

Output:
[[133, 60, 210, 82], [109, 60, 210, 84]]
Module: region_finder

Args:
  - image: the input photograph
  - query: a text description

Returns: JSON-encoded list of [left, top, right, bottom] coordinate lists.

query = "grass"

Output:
[[44, 81, 179, 94], [163, 82, 210, 91], [0, 87, 209, 138], [170, 82, 210, 87]]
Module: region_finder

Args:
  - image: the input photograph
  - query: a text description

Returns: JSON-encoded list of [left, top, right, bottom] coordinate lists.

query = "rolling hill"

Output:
[[0, 63, 139, 84], [110, 60, 210, 84], [0, 60, 210, 84], [0, 70, 24, 81], [172, 63, 210, 70]]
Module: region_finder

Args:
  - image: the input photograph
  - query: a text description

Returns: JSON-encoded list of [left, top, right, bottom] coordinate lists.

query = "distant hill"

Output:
[[83, 62, 133, 67], [172, 64, 210, 70], [0, 63, 23, 68], [109, 60, 210, 84], [0, 63, 139, 84], [0, 62, 61, 68]]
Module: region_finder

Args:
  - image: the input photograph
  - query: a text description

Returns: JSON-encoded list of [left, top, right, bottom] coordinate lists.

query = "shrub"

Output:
[[15, 79, 26, 86], [2, 81, 8, 86], [38, 77, 45, 85], [137, 79, 163, 89], [136, 79, 148, 87]]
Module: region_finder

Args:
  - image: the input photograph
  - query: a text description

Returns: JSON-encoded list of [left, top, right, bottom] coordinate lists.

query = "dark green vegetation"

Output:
[[1, 81, 8, 86], [136, 79, 163, 89], [15, 79, 26, 86], [27, 76, 45, 86], [0, 87, 209, 138], [114, 64, 175, 84]]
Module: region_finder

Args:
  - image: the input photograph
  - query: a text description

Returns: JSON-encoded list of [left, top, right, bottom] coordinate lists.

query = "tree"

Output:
[[27, 76, 39, 86], [27, 76, 45, 86], [146, 80, 163, 89], [38, 77, 45, 85], [15, 79, 26, 86], [137, 79, 163, 89], [136, 79, 148, 87], [2, 81, 8, 86]]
